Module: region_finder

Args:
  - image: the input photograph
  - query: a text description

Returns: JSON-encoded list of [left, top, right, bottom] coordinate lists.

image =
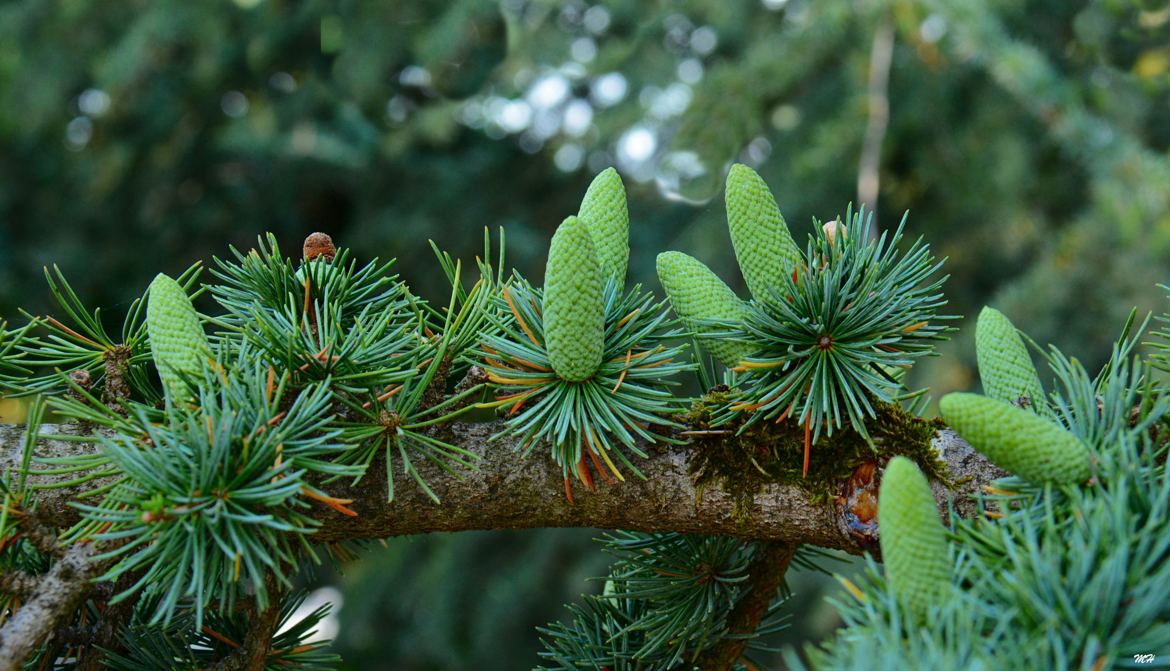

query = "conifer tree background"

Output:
[[0, 0, 1168, 668]]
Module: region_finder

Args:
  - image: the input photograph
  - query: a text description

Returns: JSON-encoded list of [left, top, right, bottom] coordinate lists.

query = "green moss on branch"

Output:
[[685, 393, 947, 520]]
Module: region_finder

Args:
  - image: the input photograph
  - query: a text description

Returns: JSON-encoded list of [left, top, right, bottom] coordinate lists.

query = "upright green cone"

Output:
[[724, 164, 802, 302], [939, 392, 1091, 485], [544, 216, 606, 382], [656, 251, 755, 366], [976, 306, 1047, 414], [578, 167, 630, 286], [147, 273, 211, 401], [878, 456, 951, 622]]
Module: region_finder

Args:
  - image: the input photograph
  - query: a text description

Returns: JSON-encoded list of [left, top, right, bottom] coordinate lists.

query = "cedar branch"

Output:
[[0, 421, 1002, 555]]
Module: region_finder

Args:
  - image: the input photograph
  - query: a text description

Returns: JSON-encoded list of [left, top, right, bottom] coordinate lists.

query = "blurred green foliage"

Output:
[[1, 0, 1169, 667], [332, 531, 610, 669]]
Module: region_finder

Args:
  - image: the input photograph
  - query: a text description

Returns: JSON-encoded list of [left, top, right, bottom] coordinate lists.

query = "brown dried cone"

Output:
[[66, 369, 92, 405], [303, 232, 337, 262], [300, 232, 337, 338]]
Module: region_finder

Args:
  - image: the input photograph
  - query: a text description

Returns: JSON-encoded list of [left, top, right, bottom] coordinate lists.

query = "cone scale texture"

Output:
[[940, 392, 1091, 486], [578, 167, 630, 285], [544, 216, 606, 382], [656, 251, 754, 366], [725, 164, 802, 302], [976, 306, 1047, 413], [878, 456, 951, 621], [147, 273, 210, 401]]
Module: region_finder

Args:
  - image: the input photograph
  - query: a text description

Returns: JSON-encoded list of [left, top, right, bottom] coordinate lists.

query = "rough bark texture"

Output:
[[0, 418, 1008, 667], [0, 542, 99, 671], [0, 421, 1005, 556]]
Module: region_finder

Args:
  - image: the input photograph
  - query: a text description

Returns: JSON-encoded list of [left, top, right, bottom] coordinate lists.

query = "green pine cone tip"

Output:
[[578, 167, 630, 285], [724, 163, 802, 302], [939, 392, 1091, 485], [544, 216, 606, 382], [147, 273, 210, 401], [878, 456, 951, 620], [656, 251, 755, 366], [975, 306, 1047, 414]]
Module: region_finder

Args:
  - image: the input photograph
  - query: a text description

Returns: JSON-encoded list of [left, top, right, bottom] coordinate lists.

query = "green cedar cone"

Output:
[[724, 164, 802, 302], [975, 306, 1047, 414], [544, 216, 606, 382], [939, 392, 1091, 486], [578, 167, 630, 285], [878, 456, 951, 622], [147, 273, 211, 401], [656, 251, 755, 366]]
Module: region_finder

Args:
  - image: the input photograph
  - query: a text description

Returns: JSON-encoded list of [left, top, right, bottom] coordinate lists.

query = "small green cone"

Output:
[[578, 167, 630, 286], [724, 164, 802, 302], [147, 273, 211, 401], [656, 251, 755, 367], [976, 306, 1047, 414], [939, 392, 1091, 486], [544, 216, 606, 382], [878, 456, 951, 622]]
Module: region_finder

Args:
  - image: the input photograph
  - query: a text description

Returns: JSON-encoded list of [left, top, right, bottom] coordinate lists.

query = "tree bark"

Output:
[[0, 542, 100, 671], [0, 418, 1006, 667], [0, 421, 1003, 556]]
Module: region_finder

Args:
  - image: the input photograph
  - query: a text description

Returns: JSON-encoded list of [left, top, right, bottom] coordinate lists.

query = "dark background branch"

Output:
[[696, 541, 800, 671]]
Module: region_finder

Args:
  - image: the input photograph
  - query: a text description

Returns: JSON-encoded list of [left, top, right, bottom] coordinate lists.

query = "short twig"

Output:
[[0, 571, 39, 599], [16, 509, 64, 558]]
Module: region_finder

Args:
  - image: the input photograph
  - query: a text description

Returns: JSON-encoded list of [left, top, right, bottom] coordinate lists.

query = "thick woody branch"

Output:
[[0, 542, 100, 671], [0, 421, 1003, 556], [0, 419, 1002, 668]]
